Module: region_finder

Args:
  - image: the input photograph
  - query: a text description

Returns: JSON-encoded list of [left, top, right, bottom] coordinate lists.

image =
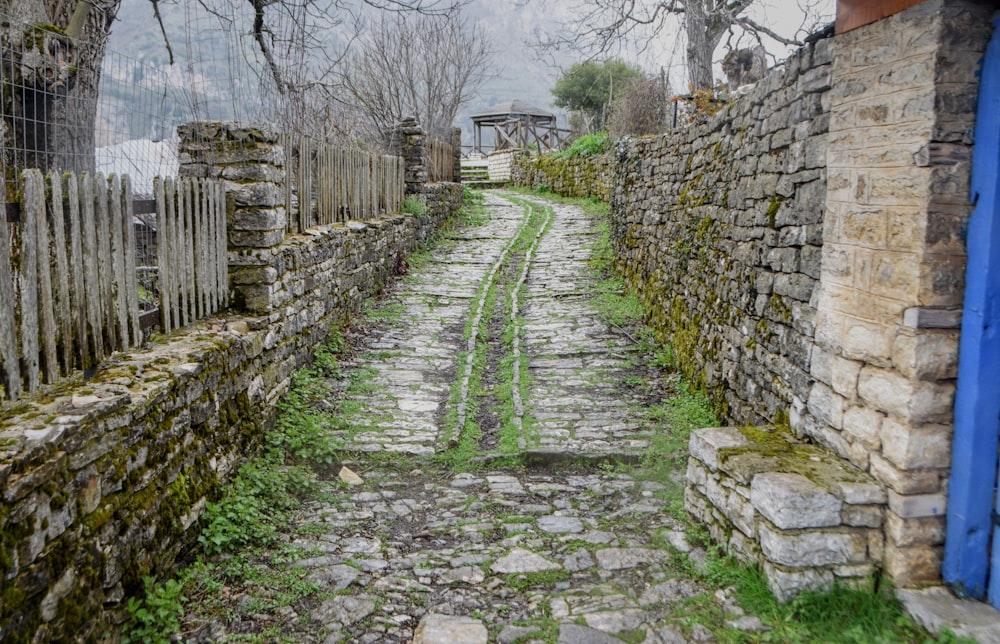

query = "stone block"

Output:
[[869, 453, 941, 495], [886, 513, 945, 548], [880, 418, 952, 470], [764, 561, 834, 602], [842, 505, 883, 528], [840, 207, 887, 248], [724, 489, 757, 539], [885, 543, 942, 586], [892, 330, 959, 381], [887, 491, 946, 519], [807, 381, 845, 430], [689, 428, 748, 471], [857, 367, 911, 417], [220, 164, 284, 183], [842, 405, 882, 449], [685, 458, 708, 488], [750, 472, 842, 529], [759, 522, 868, 567], [230, 208, 287, 232], [226, 181, 282, 208], [870, 251, 921, 300], [841, 319, 893, 366], [229, 229, 286, 249]]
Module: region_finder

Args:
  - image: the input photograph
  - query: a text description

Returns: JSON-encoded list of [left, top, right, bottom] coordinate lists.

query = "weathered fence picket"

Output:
[[0, 171, 227, 402], [427, 136, 454, 183], [154, 177, 228, 335], [285, 138, 405, 233], [0, 199, 18, 400]]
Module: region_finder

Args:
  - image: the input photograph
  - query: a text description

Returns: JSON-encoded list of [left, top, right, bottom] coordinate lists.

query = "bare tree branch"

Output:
[[148, 0, 174, 65], [338, 9, 494, 142], [532, 0, 824, 90]]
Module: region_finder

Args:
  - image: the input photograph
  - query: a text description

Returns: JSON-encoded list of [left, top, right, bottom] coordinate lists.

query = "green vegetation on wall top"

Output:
[[553, 131, 609, 159]]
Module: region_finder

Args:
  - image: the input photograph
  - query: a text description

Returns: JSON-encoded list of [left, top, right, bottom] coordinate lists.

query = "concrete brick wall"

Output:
[[0, 122, 462, 641], [806, 0, 992, 586], [609, 38, 832, 426]]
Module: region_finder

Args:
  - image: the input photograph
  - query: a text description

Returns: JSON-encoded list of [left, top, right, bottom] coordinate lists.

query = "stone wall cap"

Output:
[[689, 427, 749, 470]]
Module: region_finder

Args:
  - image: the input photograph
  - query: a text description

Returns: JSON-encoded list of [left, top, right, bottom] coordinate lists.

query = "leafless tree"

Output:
[[338, 11, 494, 141], [607, 70, 671, 137], [0, 0, 460, 177], [531, 0, 831, 90]]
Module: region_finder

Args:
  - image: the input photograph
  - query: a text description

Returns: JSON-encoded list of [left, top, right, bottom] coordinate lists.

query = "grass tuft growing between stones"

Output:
[[687, 550, 971, 643]]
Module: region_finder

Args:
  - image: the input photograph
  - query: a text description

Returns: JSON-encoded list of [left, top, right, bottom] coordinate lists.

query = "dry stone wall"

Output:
[[686, 426, 887, 600], [805, 0, 992, 587], [0, 122, 461, 642], [610, 39, 832, 427], [512, 153, 613, 201], [605, 0, 991, 592]]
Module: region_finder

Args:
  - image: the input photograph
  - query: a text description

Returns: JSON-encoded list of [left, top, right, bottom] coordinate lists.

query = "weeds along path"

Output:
[[330, 191, 652, 462], [148, 192, 947, 644], [326, 193, 529, 456]]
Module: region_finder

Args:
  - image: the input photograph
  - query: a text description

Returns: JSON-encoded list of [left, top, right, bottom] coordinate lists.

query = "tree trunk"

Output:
[[1, 0, 117, 187], [685, 0, 714, 91]]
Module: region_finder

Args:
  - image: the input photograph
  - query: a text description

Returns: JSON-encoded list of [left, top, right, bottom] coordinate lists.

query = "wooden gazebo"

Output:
[[471, 100, 564, 154]]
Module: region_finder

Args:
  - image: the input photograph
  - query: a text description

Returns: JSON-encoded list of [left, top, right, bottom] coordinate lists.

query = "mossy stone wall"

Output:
[[609, 40, 831, 426], [512, 153, 613, 201], [0, 123, 461, 640]]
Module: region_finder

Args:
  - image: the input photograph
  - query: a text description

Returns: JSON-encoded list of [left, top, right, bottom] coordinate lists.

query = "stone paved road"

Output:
[[181, 194, 760, 643]]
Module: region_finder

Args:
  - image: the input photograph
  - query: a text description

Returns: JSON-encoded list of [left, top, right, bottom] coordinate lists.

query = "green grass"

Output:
[[504, 569, 571, 590], [403, 195, 427, 217], [686, 552, 970, 643], [551, 131, 609, 159], [504, 186, 610, 219]]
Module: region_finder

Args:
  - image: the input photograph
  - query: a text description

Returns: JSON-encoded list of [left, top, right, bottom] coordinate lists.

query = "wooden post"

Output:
[[109, 175, 130, 351], [28, 170, 58, 384], [0, 192, 19, 400], [66, 173, 89, 367], [122, 176, 141, 344], [81, 173, 104, 362], [48, 173, 73, 374], [19, 171, 40, 392]]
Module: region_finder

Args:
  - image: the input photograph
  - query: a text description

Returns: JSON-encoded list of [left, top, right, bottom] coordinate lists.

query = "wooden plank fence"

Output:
[[154, 177, 228, 334], [0, 170, 141, 400], [0, 171, 227, 402], [284, 136, 405, 234], [427, 136, 454, 183]]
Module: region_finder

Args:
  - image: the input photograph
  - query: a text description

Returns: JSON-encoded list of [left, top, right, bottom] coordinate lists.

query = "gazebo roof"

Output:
[[472, 99, 555, 122]]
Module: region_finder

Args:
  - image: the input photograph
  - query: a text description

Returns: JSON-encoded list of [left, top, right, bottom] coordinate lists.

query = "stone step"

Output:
[[686, 426, 887, 601]]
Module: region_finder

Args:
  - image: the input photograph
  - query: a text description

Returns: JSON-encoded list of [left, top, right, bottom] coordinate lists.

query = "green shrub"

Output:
[[403, 195, 426, 217], [123, 576, 186, 644], [554, 132, 609, 159]]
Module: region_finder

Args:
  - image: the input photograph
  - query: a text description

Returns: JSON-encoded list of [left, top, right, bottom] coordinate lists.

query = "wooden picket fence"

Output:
[[427, 136, 454, 183], [285, 137, 405, 234], [0, 170, 227, 402], [154, 177, 229, 334], [0, 170, 140, 400]]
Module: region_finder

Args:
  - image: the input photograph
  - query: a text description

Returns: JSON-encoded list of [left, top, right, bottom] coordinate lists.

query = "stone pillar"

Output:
[[807, 0, 992, 586], [451, 127, 462, 184], [390, 117, 428, 195], [178, 121, 287, 314]]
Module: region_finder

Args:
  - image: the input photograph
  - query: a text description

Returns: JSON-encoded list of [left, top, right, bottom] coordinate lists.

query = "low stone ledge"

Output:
[[686, 426, 886, 601]]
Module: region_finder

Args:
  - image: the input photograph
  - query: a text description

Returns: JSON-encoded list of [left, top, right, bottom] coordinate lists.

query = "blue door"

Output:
[[944, 11, 1000, 608]]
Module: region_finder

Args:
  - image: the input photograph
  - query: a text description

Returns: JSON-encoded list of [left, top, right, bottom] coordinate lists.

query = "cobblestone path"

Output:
[[181, 194, 762, 643]]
